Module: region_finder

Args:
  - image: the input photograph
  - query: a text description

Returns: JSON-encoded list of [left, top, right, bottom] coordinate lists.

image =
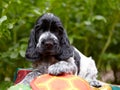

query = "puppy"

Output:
[[19, 13, 101, 87]]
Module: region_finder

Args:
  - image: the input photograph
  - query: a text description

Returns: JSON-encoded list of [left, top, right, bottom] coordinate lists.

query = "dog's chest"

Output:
[[32, 56, 59, 74]]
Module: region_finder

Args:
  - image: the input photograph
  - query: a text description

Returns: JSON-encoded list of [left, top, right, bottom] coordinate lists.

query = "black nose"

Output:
[[44, 41, 53, 49]]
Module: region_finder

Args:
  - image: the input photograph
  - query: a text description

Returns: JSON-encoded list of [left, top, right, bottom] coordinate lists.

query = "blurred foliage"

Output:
[[0, 0, 120, 89]]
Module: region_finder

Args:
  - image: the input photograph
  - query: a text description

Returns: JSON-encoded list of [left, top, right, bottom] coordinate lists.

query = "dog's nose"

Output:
[[44, 41, 53, 49]]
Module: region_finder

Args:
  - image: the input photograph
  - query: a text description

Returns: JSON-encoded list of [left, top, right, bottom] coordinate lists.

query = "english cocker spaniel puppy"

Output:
[[19, 13, 102, 87]]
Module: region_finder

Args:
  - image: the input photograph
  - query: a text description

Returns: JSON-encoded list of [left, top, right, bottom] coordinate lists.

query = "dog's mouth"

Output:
[[37, 48, 59, 56], [42, 50, 56, 55], [36, 40, 60, 56]]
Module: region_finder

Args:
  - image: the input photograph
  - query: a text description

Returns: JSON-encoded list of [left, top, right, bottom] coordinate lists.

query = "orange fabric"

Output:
[[30, 74, 92, 90]]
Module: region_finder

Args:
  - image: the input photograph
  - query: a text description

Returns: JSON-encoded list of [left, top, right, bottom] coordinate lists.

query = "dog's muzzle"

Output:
[[37, 31, 60, 55], [41, 39, 54, 49]]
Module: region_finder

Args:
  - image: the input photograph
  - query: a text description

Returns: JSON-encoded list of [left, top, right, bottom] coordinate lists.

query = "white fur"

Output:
[[48, 57, 78, 75], [37, 31, 58, 47], [74, 48, 98, 82]]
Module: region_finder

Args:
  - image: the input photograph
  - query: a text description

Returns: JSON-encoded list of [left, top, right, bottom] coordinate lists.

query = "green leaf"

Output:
[[19, 50, 25, 57], [8, 23, 14, 29], [0, 16, 7, 25], [84, 21, 91, 25], [92, 15, 107, 23], [33, 8, 41, 15], [10, 52, 18, 59]]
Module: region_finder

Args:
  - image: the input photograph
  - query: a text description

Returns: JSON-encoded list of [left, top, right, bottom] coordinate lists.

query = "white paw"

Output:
[[48, 61, 76, 75], [89, 80, 102, 87]]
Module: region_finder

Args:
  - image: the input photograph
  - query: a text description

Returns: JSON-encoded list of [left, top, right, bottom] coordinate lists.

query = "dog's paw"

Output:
[[48, 61, 76, 75], [19, 71, 41, 85], [89, 80, 102, 88]]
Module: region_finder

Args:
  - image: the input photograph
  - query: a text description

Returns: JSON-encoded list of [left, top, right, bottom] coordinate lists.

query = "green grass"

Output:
[[0, 81, 13, 90]]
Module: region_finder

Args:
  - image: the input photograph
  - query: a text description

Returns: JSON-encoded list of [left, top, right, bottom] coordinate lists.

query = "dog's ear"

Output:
[[58, 30, 73, 60], [25, 28, 40, 61]]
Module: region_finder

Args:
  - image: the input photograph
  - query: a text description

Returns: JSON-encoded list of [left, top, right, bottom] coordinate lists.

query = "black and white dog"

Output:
[[19, 13, 102, 87]]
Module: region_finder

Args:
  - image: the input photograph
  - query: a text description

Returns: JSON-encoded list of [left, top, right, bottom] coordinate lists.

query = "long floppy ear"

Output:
[[25, 29, 40, 61], [58, 30, 74, 60]]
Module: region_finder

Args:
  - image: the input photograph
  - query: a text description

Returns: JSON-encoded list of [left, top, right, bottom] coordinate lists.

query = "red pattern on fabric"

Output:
[[14, 69, 32, 84]]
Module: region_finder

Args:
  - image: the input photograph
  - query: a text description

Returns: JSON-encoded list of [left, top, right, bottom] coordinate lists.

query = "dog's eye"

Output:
[[50, 29, 57, 34], [35, 24, 47, 33], [58, 26, 63, 32], [35, 24, 41, 30], [57, 26, 63, 34], [50, 26, 63, 35]]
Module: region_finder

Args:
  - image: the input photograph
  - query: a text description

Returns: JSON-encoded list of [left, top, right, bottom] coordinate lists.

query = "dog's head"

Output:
[[25, 13, 73, 61]]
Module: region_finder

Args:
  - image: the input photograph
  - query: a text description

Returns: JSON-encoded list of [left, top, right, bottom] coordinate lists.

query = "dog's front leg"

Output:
[[18, 70, 41, 85], [48, 57, 77, 75]]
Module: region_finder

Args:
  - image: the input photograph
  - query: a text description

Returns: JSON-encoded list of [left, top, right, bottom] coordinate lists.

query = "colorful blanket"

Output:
[[9, 68, 120, 90], [8, 83, 120, 90]]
